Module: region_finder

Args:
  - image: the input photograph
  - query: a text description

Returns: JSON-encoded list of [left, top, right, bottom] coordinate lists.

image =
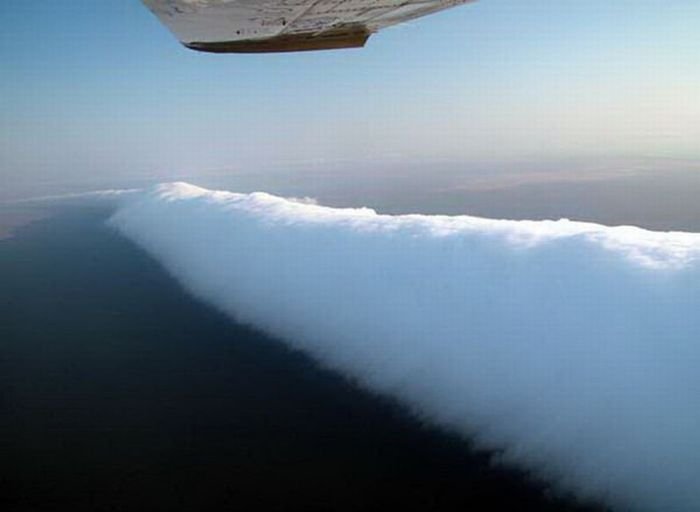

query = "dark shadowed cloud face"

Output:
[[111, 183, 700, 512]]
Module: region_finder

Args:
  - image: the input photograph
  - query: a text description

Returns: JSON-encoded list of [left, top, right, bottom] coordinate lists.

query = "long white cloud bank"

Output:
[[110, 182, 700, 511]]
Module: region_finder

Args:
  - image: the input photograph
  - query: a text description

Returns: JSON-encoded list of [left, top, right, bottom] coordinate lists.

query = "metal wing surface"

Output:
[[142, 0, 475, 53]]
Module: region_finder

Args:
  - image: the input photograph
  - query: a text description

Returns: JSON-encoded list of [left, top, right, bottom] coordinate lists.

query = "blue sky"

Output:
[[1, 0, 699, 198]]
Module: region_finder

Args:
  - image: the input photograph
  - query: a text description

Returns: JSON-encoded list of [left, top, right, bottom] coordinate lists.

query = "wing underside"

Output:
[[142, 0, 475, 53]]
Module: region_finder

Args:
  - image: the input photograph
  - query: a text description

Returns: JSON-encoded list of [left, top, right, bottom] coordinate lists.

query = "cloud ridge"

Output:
[[110, 182, 700, 511]]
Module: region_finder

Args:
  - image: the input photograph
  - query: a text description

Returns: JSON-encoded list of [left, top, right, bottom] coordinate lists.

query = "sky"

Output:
[[1, 0, 699, 200]]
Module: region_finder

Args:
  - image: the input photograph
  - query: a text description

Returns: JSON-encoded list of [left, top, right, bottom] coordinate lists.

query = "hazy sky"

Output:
[[1, 0, 699, 198]]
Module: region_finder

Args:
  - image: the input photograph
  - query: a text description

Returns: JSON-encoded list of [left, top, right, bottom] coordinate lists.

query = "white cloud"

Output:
[[110, 182, 700, 511]]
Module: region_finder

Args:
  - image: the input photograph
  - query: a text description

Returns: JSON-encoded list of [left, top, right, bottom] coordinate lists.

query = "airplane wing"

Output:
[[142, 0, 475, 53]]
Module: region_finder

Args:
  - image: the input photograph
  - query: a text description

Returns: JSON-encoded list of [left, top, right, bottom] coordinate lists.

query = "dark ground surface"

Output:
[[0, 207, 608, 511]]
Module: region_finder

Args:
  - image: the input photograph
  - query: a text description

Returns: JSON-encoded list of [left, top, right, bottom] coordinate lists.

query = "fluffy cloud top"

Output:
[[111, 182, 700, 511]]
